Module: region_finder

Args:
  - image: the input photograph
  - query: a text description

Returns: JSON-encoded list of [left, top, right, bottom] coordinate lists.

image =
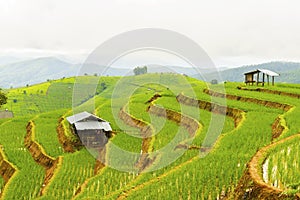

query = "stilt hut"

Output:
[[244, 69, 279, 86]]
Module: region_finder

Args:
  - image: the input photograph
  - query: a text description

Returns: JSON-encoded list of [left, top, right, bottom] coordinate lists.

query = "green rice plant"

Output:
[[0, 118, 45, 200], [41, 149, 95, 200], [106, 78, 288, 199], [123, 112, 277, 199], [0, 177, 4, 194], [74, 96, 143, 199], [1, 74, 300, 199], [265, 138, 300, 193], [34, 110, 67, 157], [84, 82, 234, 199]]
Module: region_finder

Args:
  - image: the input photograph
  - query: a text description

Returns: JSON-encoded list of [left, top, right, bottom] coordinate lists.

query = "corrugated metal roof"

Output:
[[74, 121, 112, 131], [100, 122, 112, 131], [66, 111, 104, 124], [244, 69, 279, 76], [257, 69, 280, 77], [244, 69, 259, 75]]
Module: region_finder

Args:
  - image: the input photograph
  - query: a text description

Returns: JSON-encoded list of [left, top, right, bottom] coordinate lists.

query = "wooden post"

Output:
[[267, 75, 269, 86], [256, 72, 259, 86], [262, 73, 265, 86], [272, 76, 275, 86]]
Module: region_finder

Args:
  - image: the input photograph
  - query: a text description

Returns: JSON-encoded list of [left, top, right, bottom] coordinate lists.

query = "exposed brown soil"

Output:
[[204, 89, 296, 199], [177, 91, 298, 199], [56, 117, 81, 153], [233, 134, 300, 200], [94, 146, 106, 175], [119, 107, 155, 171], [174, 144, 210, 152], [146, 93, 162, 103], [176, 93, 244, 127], [25, 121, 60, 195], [0, 148, 16, 198], [204, 89, 292, 111], [271, 117, 285, 139], [237, 87, 300, 99], [204, 89, 292, 139], [0, 154, 15, 183], [147, 104, 200, 137]]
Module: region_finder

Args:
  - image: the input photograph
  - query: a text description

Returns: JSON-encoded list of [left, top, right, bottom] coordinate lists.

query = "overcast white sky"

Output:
[[1, 0, 300, 67]]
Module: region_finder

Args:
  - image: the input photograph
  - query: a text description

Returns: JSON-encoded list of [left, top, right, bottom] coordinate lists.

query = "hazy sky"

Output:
[[1, 0, 300, 67]]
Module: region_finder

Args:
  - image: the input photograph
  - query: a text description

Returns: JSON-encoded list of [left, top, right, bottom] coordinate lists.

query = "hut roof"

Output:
[[66, 111, 105, 124], [244, 69, 279, 77], [74, 121, 112, 131], [66, 111, 112, 132]]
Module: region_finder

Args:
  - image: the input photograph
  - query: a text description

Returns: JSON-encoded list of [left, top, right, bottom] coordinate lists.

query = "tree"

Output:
[[100, 82, 107, 90], [0, 89, 7, 107], [133, 66, 147, 75]]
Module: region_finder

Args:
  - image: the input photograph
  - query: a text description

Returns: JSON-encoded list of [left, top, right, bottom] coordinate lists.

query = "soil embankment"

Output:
[[25, 121, 60, 195], [94, 146, 106, 175], [204, 89, 292, 111], [147, 104, 199, 137], [233, 134, 300, 200], [178, 91, 298, 199], [119, 107, 154, 171], [213, 88, 298, 199], [237, 87, 300, 99], [0, 147, 16, 197], [176, 93, 244, 127], [56, 117, 81, 153]]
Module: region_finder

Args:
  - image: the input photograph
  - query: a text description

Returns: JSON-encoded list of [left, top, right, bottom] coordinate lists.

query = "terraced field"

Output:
[[0, 74, 299, 199]]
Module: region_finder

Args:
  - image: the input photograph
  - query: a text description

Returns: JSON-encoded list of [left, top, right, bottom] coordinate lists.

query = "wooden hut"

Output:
[[0, 110, 13, 119], [66, 111, 112, 148], [244, 69, 279, 86]]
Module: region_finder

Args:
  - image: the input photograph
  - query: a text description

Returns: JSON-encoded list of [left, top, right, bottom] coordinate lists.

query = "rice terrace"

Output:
[[0, 71, 299, 200]]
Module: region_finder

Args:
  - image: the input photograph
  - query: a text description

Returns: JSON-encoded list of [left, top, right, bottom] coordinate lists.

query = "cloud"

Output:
[[0, 0, 300, 67]]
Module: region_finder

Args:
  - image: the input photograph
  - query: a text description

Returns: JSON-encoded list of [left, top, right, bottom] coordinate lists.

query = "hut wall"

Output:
[[77, 129, 108, 148]]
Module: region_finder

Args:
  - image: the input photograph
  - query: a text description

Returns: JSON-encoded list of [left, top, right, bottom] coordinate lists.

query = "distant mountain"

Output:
[[0, 56, 26, 65], [0, 57, 79, 88], [1, 57, 298, 89], [203, 61, 300, 83], [69, 64, 208, 77]]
